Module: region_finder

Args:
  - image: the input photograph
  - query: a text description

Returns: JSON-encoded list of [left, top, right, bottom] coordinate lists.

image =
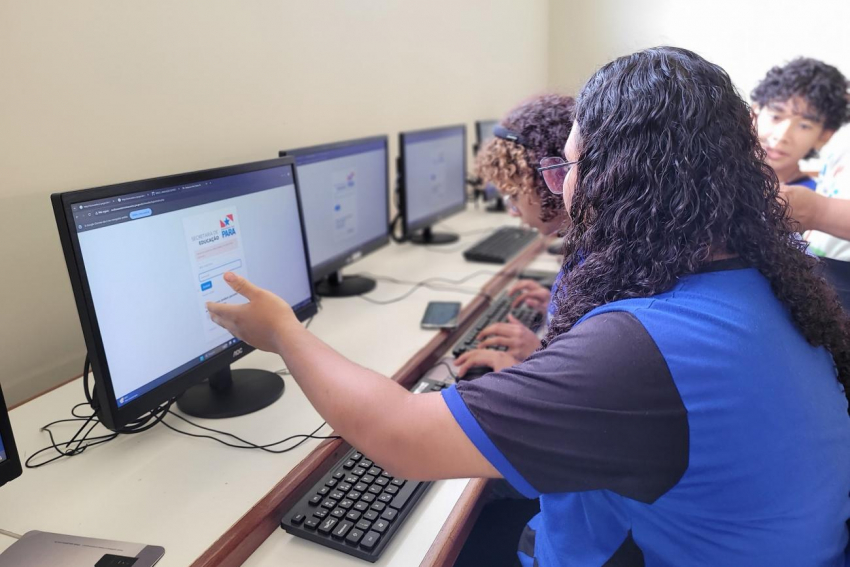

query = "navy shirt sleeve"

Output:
[[442, 310, 689, 502]]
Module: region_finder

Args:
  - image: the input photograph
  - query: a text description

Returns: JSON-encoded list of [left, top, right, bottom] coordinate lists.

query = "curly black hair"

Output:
[[546, 47, 850, 412], [476, 93, 575, 223], [752, 57, 850, 131]]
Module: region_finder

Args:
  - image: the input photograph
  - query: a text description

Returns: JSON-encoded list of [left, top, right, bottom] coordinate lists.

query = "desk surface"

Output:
[[0, 206, 561, 567]]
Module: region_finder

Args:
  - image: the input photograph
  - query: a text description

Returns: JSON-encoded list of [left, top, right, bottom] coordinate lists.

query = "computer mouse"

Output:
[[457, 365, 494, 381]]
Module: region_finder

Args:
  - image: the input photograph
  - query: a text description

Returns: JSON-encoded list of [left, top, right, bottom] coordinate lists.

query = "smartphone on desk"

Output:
[[421, 301, 461, 330]]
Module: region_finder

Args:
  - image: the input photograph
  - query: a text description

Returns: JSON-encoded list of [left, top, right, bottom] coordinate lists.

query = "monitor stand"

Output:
[[176, 366, 283, 419], [486, 199, 506, 213], [316, 271, 376, 297], [409, 226, 459, 245]]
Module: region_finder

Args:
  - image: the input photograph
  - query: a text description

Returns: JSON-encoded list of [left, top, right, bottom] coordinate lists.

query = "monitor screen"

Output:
[[287, 137, 389, 279], [476, 120, 497, 146], [401, 125, 466, 231], [68, 164, 313, 408], [0, 431, 6, 463]]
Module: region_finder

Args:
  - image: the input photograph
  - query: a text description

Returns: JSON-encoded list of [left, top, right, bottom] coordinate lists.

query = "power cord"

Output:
[[25, 356, 339, 468], [353, 270, 501, 305]]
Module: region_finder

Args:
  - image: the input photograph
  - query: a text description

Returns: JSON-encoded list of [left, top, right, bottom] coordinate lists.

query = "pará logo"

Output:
[[220, 213, 237, 238]]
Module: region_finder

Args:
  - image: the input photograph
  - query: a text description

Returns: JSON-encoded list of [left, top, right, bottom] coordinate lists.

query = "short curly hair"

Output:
[[751, 57, 849, 131], [475, 93, 575, 223]]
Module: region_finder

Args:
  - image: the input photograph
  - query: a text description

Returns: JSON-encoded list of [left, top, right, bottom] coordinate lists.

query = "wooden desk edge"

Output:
[[188, 237, 548, 567], [419, 478, 491, 567]]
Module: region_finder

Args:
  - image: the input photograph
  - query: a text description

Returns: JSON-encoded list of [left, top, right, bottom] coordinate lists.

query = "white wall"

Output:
[[0, 0, 551, 405], [549, 0, 850, 101]]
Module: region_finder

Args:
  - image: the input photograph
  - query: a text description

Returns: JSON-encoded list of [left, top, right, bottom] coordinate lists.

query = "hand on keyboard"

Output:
[[455, 349, 518, 378], [509, 280, 552, 314], [476, 314, 542, 360]]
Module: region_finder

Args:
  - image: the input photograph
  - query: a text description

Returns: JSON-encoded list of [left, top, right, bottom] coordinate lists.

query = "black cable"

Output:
[[353, 269, 501, 305], [161, 411, 339, 453], [429, 360, 459, 381]]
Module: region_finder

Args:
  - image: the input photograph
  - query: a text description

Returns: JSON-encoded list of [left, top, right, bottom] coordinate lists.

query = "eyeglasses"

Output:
[[537, 157, 577, 195]]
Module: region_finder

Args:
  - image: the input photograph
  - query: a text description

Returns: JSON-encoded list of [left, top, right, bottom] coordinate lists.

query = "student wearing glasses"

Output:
[[208, 47, 850, 566], [456, 94, 575, 376]]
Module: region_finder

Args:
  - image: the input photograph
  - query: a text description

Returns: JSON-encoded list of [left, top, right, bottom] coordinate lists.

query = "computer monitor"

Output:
[[52, 157, 318, 430], [281, 136, 390, 297], [474, 119, 506, 212], [0, 384, 22, 487], [399, 125, 467, 245], [474, 119, 497, 155]]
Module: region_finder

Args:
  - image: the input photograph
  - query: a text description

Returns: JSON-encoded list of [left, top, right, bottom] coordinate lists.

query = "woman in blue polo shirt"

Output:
[[208, 46, 850, 565]]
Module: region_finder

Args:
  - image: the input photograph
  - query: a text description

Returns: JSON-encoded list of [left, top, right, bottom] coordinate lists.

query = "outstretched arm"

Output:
[[206, 272, 500, 481]]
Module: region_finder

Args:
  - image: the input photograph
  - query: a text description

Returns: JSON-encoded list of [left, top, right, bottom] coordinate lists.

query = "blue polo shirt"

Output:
[[443, 259, 850, 565]]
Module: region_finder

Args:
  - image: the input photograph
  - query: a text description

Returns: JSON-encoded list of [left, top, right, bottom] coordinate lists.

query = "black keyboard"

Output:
[[451, 292, 544, 358], [463, 226, 538, 264], [281, 378, 449, 562]]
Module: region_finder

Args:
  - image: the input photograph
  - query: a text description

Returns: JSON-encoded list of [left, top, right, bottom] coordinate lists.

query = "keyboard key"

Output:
[[332, 520, 353, 539], [333, 471, 345, 480], [347, 491, 362, 501], [329, 491, 345, 501], [313, 509, 328, 519], [385, 485, 399, 495], [360, 531, 381, 551], [391, 478, 405, 487], [338, 483, 352, 492], [360, 459, 373, 468], [330, 508, 346, 518], [291, 513, 305, 525], [339, 499, 354, 510], [373, 519, 390, 533], [343, 460, 356, 469], [370, 502, 386, 512], [318, 517, 338, 535], [353, 501, 369, 512], [345, 475, 359, 485], [354, 483, 368, 493], [317, 486, 330, 496], [364, 510, 379, 521], [368, 467, 382, 476], [321, 499, 336, 510], [352, 467, 366, 476], [346, 528, 365, 545], [361, 493, 376, 503], [356, 519, 372, 531], [351, 452, 363, 461], [375, 477, 389, 487], [368, 485, 382, 495], [308, 495, 322, 506], [346, 510, 361, 522], [325, 478, 338, 488], [378, 493, 393, 504], [381, 471, 392, 478], [361, 475, 375, 484], [381, 508, 398, 521], [390, 482, 416, 510], [304, 518, 319, 530]]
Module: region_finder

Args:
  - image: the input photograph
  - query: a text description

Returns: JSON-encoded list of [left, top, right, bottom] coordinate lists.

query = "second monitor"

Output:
[[282, 136, 390, 297], [399, 124, 467, 245]]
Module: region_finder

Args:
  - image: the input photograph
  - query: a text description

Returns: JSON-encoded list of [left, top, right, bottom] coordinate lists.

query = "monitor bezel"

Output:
[[399, 124, 468, 237], [475, 119, 498, 150], [51, 157, 318, 431], [0, 384, 23, 487], [280, 135, 391, 282]]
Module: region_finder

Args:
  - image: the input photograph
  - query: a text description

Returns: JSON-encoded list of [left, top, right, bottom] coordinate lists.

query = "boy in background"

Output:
[[752, 57, 848, 189]]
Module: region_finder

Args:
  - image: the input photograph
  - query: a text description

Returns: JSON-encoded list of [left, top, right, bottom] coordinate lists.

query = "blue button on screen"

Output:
[[130, 208, 152, 220], [201, 281, 212, 291]]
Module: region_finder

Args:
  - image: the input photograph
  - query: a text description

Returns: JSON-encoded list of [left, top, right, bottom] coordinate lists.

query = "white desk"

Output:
[[0, 206, 558, 566]]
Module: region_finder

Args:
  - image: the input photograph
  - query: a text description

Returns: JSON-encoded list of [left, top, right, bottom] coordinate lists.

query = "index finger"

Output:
[[477, 322, 517, 340]]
